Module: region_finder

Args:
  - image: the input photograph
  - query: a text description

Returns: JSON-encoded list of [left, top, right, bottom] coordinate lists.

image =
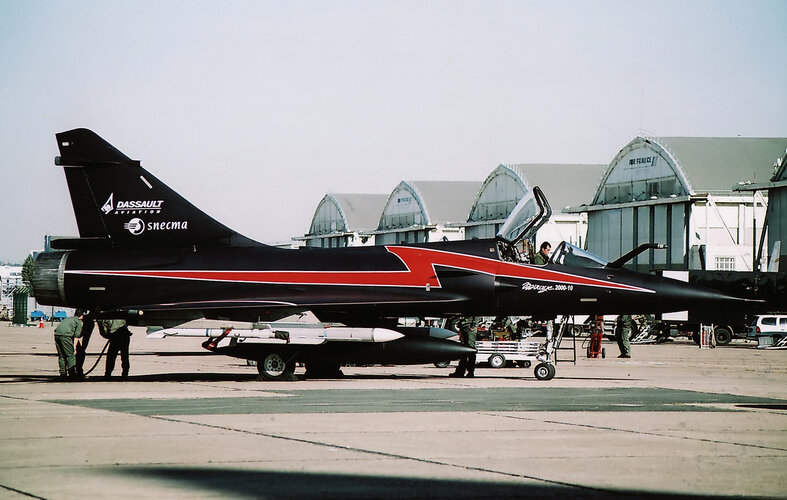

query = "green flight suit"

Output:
[[100, 319, 132, 378], [450, 316, 480, 377], [54, 316, 83, 376], [615, 315, 633, 358], [533, 251, 549, 265]]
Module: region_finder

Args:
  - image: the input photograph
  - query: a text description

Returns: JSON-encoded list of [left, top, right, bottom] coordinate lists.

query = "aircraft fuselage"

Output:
[[34, 237, 721, 325]]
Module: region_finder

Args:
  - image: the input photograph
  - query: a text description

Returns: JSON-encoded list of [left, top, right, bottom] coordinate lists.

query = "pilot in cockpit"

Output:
[[533, 241, 551, 265]]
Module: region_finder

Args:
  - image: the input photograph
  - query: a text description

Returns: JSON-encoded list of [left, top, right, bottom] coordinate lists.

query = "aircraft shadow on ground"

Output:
[[0, 372, 463, 383], [0, 351, 213, 357], [119, 466, 728, 499], [0, 373, 258, 383], [0, 372, 639, 384]]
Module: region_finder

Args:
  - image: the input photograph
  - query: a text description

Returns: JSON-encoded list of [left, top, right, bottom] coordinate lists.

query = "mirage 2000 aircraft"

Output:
[[32, 129, 742, 380]]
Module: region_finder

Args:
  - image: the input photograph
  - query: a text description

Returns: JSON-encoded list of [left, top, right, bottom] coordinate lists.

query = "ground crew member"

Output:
[[74, 313, 95, 378], [493, 315, 514, 340], [54, 309, 85, 380], [615, 314, 633, 358], [449, 316, 480, 378], [533, 242, 551, 265], [100, 319, 132, 379]]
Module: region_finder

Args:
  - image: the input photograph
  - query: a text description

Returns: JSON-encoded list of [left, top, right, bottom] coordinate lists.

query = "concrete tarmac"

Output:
[[0, 323, 785, 499]]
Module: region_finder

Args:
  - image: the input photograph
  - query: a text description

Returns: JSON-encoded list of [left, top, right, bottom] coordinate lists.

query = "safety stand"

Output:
[[766, 336, 787, 349], [699, 324, 715, 349], [586, 314, 605, 358], [630, 322, 652, 343]]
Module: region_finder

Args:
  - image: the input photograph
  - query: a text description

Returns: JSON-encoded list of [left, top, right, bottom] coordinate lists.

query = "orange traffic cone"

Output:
[[38, 320, 44, 328]]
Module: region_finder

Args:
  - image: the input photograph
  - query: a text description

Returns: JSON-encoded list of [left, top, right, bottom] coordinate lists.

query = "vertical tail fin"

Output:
[[54, 128, 262, 249]]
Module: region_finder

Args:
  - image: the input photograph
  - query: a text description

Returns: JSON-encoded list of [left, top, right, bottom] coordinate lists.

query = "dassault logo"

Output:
[[124, 218, 189, 236], [101, 193, 114, 214], [103, 193, 164, 215]]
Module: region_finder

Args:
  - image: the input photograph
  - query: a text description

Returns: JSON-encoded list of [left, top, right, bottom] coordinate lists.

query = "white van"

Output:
[[747, 315, 787, 346]]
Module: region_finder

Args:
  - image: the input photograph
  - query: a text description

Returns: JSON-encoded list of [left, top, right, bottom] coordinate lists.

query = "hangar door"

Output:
[[587, 202, 688, 272]]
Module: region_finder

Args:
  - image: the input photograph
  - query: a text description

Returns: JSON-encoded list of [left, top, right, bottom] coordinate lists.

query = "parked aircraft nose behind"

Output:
[[598, 271, 753, 317], [653, 274, 753, 311]]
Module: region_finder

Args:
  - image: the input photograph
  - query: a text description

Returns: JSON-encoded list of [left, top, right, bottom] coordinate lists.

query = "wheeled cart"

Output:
[[475, 339, 556, 380], [472, 316, 575, 380]]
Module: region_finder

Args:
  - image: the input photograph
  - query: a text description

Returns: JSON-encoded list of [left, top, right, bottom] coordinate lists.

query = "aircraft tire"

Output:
[[714, 327, 732, 346], [534, 362, 555, 381], [489, 354, 506, 369], [257, 352, 294, 381], [434, 361, 450, 368]]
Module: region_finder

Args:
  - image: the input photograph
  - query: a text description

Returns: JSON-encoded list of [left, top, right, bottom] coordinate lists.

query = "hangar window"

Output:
[[647, 181, 659, 198], [715, 256, 735, 271], [633, 180, 647, 201], [661, 178, 678, 196], [604, 185, 619, 203]]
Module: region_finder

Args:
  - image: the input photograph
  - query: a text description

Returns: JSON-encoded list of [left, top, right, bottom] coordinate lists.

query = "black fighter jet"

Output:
[[32, 129, 741, 380]]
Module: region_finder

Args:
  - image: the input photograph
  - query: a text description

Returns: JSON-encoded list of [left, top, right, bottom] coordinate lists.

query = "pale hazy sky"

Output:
[[1, 0, 785, 262]]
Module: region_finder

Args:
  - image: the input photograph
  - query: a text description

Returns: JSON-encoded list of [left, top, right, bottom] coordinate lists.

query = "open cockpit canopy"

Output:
[[496, 186, 551, 246]]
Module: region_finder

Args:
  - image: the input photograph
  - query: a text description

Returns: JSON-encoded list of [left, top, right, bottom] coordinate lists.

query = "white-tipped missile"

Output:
[[148, 325, 404, 344]]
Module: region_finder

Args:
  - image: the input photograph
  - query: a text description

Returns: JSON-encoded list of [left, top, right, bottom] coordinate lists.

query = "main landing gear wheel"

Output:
[[257, 352, 296, 381], [534, 362, 556, 380], [488, 354, 506, 368], [714, 327, 732, 346], [434, 361, 450, 368]]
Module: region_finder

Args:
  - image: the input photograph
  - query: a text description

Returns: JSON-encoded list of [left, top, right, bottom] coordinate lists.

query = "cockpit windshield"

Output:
[[550, 241, 609, 268]]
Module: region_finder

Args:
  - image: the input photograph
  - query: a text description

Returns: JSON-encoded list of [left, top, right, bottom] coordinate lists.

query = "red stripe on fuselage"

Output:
[[67, 246, 652, 293]]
